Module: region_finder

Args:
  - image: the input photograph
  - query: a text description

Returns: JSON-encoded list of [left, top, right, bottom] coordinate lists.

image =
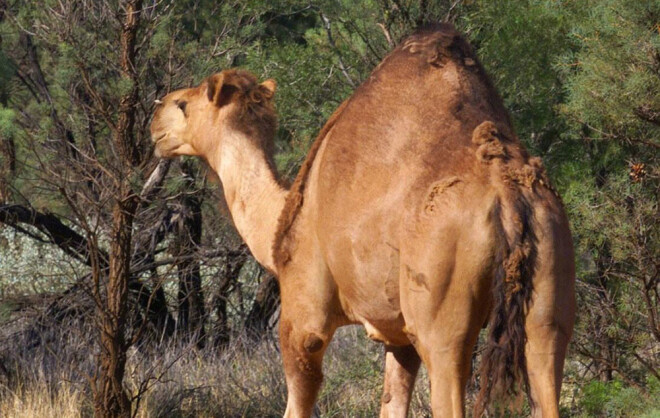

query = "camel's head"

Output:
[[151, 69, 277, 159]]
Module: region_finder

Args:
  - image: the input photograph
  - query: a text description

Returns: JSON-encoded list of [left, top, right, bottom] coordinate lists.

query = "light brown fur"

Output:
[[273, 99, 351, 267], [151, 23, 575, 418]]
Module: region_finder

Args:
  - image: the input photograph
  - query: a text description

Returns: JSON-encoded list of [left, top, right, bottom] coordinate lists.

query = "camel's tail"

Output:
[[471, 121, 546, 416]]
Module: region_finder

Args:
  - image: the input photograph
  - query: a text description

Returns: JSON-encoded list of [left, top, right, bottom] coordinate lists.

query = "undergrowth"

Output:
[[0, 323, 657, 417]]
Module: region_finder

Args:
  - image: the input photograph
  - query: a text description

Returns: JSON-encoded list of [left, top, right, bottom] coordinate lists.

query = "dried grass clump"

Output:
[[0, 372, 89, 418], [0, 312, 434, 417]]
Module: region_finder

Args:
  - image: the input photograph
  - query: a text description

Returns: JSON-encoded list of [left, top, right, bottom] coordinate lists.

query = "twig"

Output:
[[140, 159, 171, 202], [377, 23, 393, 48], [320, 12, 356, 88]]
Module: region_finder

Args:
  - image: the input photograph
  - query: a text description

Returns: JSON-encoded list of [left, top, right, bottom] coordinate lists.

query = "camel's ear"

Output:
[[259, 79, 277, 98], [205, 73, 240, 108]]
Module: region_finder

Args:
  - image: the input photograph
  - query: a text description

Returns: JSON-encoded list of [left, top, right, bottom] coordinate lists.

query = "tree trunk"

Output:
[[130, 273, 175, 345], [0, 1, 13, 204], [93, 1, 143, 415], [212, 274, 231, 349], [95, 198, 137, 417], [212, 253, 247, 348], [244, 273, 280, 341], [174, 183, 205, 347], [0, 136, 15, 203]]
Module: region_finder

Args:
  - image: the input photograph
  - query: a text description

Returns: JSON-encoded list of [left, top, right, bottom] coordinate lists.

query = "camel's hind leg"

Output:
[[380, 344, 421, 418], [525, 321, 571, 418], [525, 213, 576, 418], [407, 309, 483, 418], [398, 217, 492, 417], [524, 275, 575, 416], [414, 314, 484, 418], [399, 265, 489, 418]]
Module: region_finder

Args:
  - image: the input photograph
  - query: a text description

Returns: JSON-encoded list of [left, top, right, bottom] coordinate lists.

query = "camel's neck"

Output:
[[208, 130, 286, 273]]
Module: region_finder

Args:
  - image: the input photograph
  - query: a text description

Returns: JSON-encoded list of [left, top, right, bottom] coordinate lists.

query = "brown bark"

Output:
[[165, 159, 204, 347], [0, 136, 14, 202], [0, 0, 12, 203], [117, 0, 144, 166], [174, 191, 205, 347], [95, 199, 137, 417], [212, 252, 247, 348], [93, 1, 143, 416], [244, 273, 280, 340]]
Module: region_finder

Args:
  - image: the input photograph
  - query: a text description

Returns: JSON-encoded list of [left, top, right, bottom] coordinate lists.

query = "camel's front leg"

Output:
[[278, 260, 339, 418], [380, 344, 421, 418], [280, 315, 331, 418]]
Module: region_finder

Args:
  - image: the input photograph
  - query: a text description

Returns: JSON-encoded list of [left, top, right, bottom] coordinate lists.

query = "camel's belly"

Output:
[[336, 282, 410, 345], [330, 238, 412, 346]]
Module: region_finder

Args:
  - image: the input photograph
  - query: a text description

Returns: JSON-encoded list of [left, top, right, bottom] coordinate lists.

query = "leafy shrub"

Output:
[[579, 378, 660, 418]]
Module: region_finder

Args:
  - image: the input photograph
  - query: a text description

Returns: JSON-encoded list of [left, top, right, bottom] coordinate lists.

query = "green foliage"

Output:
[[465, 0, 575, 152], [0, 0, 658, 414], [558, 0, 660, 145], [0, 105, 15, 139], [579, 378, 660, 417]]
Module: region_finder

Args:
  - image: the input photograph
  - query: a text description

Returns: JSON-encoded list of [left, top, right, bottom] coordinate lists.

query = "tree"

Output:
[[555, 0, 659, 384], [0, 0, 332, 414], [0, 0, 657, 415]]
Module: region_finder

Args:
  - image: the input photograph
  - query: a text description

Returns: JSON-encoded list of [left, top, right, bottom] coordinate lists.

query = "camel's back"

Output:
[[315, 24, 522, 223]]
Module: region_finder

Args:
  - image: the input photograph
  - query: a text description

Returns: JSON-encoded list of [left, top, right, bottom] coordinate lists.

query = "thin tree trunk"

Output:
[[244, 273, 280, 341], [212, 274, 231, 349], [212, 253, 247, 348], [174, 163, 205, 347], [0, 136, 15, 203], [95, 199, 136, 417], [94, 1, 143, 416], [0, 1, 13, 204]]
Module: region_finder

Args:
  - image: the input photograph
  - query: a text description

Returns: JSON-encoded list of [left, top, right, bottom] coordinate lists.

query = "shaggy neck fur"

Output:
[[207, 127, 286, 273]]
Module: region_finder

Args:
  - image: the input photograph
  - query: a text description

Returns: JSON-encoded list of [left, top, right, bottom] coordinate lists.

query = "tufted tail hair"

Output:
[[473, 193, 536, 416], [472, 122, 539, 416]]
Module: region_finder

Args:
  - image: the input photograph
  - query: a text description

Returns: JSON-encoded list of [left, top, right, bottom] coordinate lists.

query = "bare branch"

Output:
[[377, 23, 393, 48], [320, 12, 357, 89], [140, 159, 171, 202], [0, 203, 105, 266]]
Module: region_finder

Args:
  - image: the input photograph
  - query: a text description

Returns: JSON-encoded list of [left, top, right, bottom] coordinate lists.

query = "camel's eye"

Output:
[[176, 100, 187, 114]]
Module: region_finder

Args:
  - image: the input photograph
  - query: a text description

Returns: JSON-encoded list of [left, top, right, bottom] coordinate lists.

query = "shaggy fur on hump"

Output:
[[272, 99, 350, 268]]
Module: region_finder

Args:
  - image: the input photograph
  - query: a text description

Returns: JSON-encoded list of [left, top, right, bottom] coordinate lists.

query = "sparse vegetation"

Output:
[[0, 324, 429, 418], [0, 0, 657, 416]]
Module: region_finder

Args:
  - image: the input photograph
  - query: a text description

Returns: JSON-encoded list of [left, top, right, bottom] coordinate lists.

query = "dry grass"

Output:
[[2, 319, 657, 417], [0, 375, 87, 418], [0, 324, 432, 418]]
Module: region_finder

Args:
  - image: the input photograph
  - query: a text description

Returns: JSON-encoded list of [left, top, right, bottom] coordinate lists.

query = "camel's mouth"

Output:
[[152, 133, 167, 144], [152, 133, 171, 158]]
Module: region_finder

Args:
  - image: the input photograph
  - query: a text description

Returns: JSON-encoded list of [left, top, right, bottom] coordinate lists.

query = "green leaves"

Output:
[[0, 106, 16, 139], [559, 0, 660, 146]]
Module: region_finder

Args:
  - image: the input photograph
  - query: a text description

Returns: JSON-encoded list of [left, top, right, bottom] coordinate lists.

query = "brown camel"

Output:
[[150, 24, 575, 418]]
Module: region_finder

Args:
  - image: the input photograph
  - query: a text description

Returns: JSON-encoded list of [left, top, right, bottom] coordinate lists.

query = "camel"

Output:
[[150, 24, 575, 418]]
